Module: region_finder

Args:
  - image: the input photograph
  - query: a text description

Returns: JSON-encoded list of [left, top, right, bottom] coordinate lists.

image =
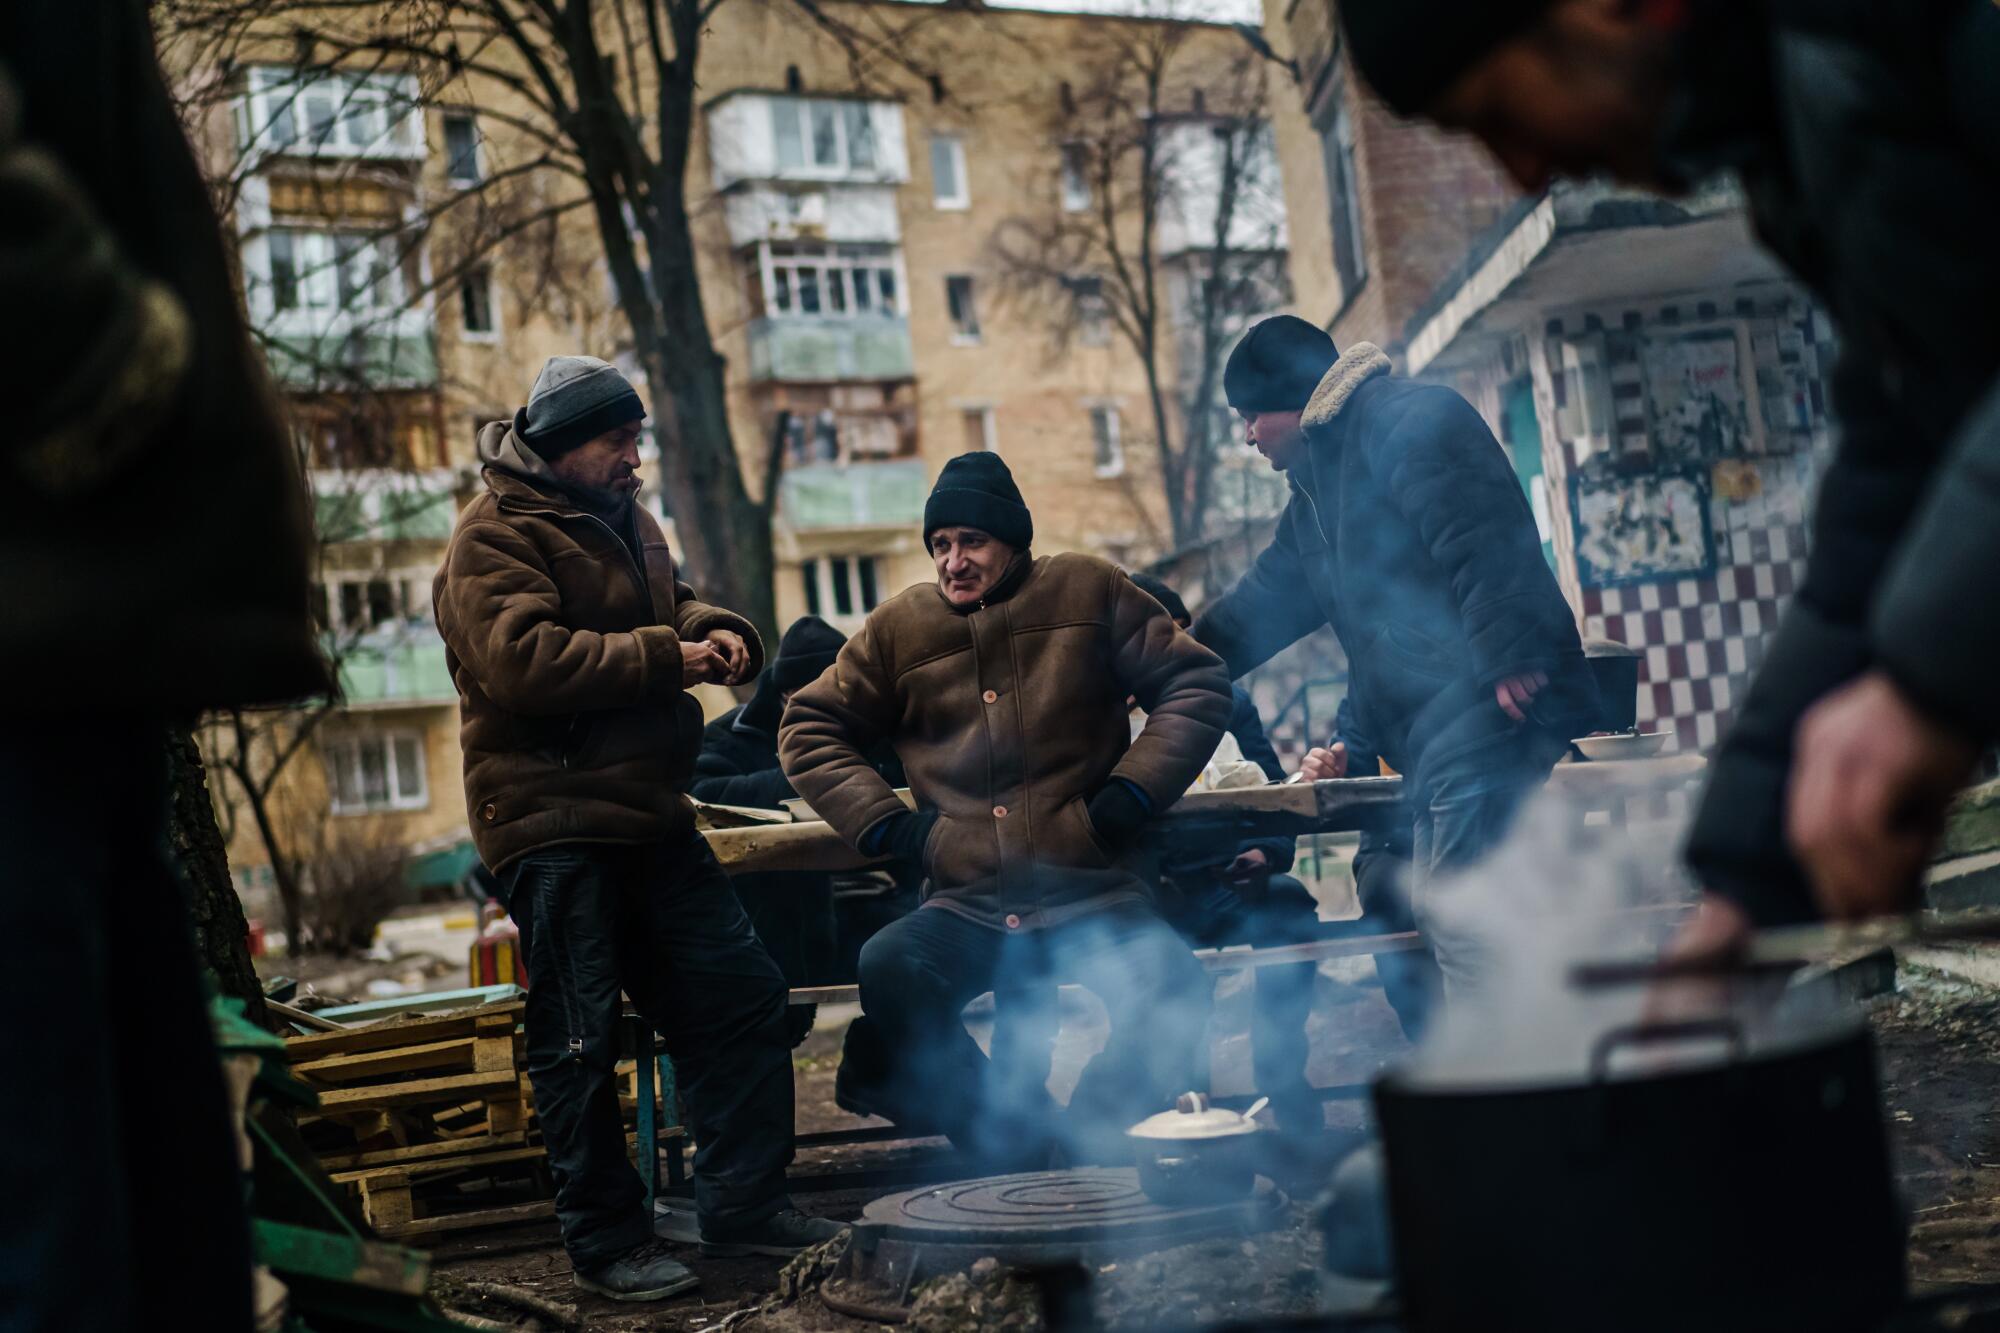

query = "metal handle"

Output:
[[1588, 1018, 1747, 1081]]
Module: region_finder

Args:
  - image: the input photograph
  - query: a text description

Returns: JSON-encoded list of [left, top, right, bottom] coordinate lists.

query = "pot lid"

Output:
[[1127, 1092, 1262, 1141]]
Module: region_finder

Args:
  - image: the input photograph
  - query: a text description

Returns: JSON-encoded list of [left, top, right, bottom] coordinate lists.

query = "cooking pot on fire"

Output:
[[1128, 1093, 1266, 1206], [1373, 1013, 1906, 1332]]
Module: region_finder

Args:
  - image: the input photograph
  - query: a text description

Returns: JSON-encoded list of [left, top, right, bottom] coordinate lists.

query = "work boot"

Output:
[[572, 1238, 701, 1302], [700, 1208, 845, 1257]]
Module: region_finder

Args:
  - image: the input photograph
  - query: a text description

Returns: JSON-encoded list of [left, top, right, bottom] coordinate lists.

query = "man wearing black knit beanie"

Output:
[[781, 451, 1233, 1163], [1196, 315, 1597, 1002], [1336, 0, 2000, 953]]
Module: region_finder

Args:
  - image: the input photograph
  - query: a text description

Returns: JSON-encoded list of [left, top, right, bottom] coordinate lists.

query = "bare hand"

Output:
[[1298, 742, 1347, 783], [1495, 671, 1550, 723], [705, 629, 754, 685], [1223, 848, 1271, 881], [1643, 892, 1754, 1027], [679, 639, 728, 685], [1786, 671, 1977, 921]]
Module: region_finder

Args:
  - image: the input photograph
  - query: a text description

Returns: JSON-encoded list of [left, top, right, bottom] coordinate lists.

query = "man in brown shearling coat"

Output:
[[435, 357, 838, 1302], [780, 452, 1233, 1162]]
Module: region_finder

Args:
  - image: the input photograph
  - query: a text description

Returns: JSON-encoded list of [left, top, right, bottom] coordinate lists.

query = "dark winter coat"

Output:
[[692, 679, 796, 811], [0, 10, 325, 708], [435, 422, 765, 873], [780, 553, 1232, 931], [1676, 0, 2000, 924], [1194, 343, 1596, 783]]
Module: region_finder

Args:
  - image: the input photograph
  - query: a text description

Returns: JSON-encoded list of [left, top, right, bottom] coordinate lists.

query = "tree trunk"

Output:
[[164, 725, 269, 1027]]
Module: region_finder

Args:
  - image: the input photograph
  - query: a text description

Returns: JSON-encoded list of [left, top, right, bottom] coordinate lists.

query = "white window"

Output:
[[945, 274, 981, 343], [460, 265, 498, 338], [1060, 142, 1092, 213], [443, 111, 482, 184], [237, 66, 424, 161], [930, 134, 969, 210], [770, 97, 880, 176], [1089, 403, 1124, 478], [259, 227, 408, 318], [316, 571, 432, 635], [756, 242, 902, 319], [1071, 275, 1111, 347], [324, 730, 428, 815], [800, 555, 884, 625], [960, 405, 997, 453]]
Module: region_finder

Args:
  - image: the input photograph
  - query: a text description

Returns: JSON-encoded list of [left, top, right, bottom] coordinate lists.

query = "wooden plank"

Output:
[[315, 985, 526, 1023], [375, 1199, 557, 1240], [356, 1173, 415, 1230], [282, 1002, 523, 1062], [331, 1146, 547, 1187], [269, 1000, 346, 1033], [317, 1132, 529, 1173], [292, 1038, 476, 1085], [316, 1068, 518, 1114]]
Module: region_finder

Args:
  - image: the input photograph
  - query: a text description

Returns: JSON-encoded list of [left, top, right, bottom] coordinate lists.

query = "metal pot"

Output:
[[1374, 1016, 1906, 1332], [1128, 1093, 1265, 1206]]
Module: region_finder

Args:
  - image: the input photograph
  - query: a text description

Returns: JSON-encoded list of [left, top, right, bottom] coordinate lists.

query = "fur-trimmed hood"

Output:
[[1301, 342, 1393, 430]]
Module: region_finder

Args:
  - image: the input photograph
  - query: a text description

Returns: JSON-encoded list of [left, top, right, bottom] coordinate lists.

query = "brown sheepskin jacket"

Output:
[[779, 552, 1231, 930], [435, 422, 764, 872]]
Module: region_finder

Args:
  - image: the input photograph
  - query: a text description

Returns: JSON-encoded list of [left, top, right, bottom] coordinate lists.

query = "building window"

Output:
[[930, 134, 969, 210], [1089, 403, 1124, 478], [755, 242, 901, 319], [770, 97, 880, 176], [1060, 142, 1091, 213], [945, 274, 981, 343], [443, 111, 482, 184], [237, 67, 424, 160], [799, 555, 884, 625], [320, 571, 431, 635], [460, 265, 497, 338], [1316, 86, 1368, 299], [325, 729, 428, 815], [257, 227, 408, 318], [961, 405, 997, 453], [1070, 275, 1111, 347]]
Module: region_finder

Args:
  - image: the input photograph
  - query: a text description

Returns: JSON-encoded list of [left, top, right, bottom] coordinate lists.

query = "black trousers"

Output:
[[499, 835, 795, 1269], [0, 723, 252, 1332], [1167, 874, 1324, 1104], [852, 904, 1208, 1161]]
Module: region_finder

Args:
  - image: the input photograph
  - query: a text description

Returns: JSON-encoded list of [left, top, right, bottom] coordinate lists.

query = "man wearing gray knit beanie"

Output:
[[436, 356, 839, 1300]]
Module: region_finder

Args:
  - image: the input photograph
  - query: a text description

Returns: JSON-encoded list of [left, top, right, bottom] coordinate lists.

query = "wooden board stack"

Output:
[[282, 999, 676, 1239]]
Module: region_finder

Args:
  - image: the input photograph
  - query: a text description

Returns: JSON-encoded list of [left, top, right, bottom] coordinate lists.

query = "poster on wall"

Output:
[[1571, 467, 1715, 587], [1643, 328, 1753, 461]]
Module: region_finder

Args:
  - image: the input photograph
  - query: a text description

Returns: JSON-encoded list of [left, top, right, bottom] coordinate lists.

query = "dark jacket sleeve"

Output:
[[779, 620, 910, 849], [1107, 570, 1234, 807], [1684, 355, 1927, 925], [1191, 504, 1329, 680], [1364, 387, 1580, 688], [689, 727, 796, 810], [1229, 685, 1286, 783]]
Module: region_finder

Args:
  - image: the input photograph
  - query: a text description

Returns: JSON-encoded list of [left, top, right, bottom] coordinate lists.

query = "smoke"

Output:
[[1404, 788, 1854, 1088]]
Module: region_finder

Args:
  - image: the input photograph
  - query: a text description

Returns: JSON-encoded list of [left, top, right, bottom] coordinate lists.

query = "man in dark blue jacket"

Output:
[[1333, 0, 2000, 946], [1193, 317, 1595, 998]]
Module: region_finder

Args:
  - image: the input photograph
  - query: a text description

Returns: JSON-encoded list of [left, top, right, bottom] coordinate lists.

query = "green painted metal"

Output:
[[403, 838, 479, 891], [315, 983, 523, 1022], [253, 1219, 429, 1297], [336, 635, 455, 705], [266, 330, 440, 391], [779, 459, 927, 531], [746, 315, 914, 382], [315, 475, 456, 545]]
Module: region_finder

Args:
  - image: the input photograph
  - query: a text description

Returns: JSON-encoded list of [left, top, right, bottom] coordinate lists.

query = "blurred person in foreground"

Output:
[[0, 3, 329, 1327], [1335, 0, 2000, 943], [1194, 316, 1597, 1000], [780, 452, 1232, 1164]]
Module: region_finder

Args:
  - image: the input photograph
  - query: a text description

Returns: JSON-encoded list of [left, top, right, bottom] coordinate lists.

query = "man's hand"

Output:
[[1223, 847, 1271, 882], [1495, 670, 1550, 723], [680, 639, 729, 685], [1297, 742, 1347, 783], [1644, 892, 1755, 1027], [705, 629, 754, 685], [1787, 671, 1978, 920]]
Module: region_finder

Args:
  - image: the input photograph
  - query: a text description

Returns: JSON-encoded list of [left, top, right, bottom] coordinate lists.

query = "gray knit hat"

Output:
[[514, 356, 646, 460]]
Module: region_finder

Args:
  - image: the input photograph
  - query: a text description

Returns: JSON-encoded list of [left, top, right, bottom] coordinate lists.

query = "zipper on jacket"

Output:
[[498, 494, 658, 623]]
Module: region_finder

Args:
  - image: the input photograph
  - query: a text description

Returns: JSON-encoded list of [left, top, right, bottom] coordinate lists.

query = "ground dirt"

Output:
[[422, 956, 2000, 1331]]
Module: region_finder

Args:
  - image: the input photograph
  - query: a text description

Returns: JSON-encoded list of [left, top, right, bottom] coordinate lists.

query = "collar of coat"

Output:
[[1300, 342, 1393, 431], [937, 548, 1035, 616]]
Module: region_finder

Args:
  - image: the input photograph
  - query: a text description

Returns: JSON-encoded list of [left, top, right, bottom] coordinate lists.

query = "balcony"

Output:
[[779, 459, 928, 532], [313, 469, 458, 544], [336, 626, 456, 709], [267, 323, 439, 392], [707, 92, 909, 191], [747, 315, 914, 384]]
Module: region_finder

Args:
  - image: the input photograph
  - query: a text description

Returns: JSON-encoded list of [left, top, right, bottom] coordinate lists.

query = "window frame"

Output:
[[324, 727, 430, 815], [442, 110, 483, 185], [1088, 401, 1125, 478], [238, 66, 425, 162], [769, 96, 882, 179], [945, 273, 982, 344], [459, 263, 499, 340], [929, 134, 970, 210], [1059, 141, 1092, 214], [754, 242, 905, 320]]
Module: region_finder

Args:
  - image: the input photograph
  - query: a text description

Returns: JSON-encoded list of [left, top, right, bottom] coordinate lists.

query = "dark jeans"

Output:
[[0, 723, 252, 1333], [851, 904, 1208, 1161], [1165, 874, 1323, 1107], [498, 835, 795, 1269], [1410, 732, 1568, 1000], [1349, 846, 1438, 1042], [732, 871, 836, 1046]]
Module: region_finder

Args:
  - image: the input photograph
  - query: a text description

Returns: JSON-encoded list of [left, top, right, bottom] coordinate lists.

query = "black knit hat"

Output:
[[923, 452, 1033, 550], [1127, 572, 1190, 626], [1224, 316, 1338, 414], [1341, 0, 1555, 117], [771, 615, 847, 691], [514, 355, 646, 461]]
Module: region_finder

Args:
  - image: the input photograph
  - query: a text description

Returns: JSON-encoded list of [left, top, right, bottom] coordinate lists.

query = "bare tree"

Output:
[[990, 20, 1290, 553]]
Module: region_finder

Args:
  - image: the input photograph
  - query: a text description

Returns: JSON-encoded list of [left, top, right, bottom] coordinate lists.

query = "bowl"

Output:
[[1571, 732, 1671, 761]]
